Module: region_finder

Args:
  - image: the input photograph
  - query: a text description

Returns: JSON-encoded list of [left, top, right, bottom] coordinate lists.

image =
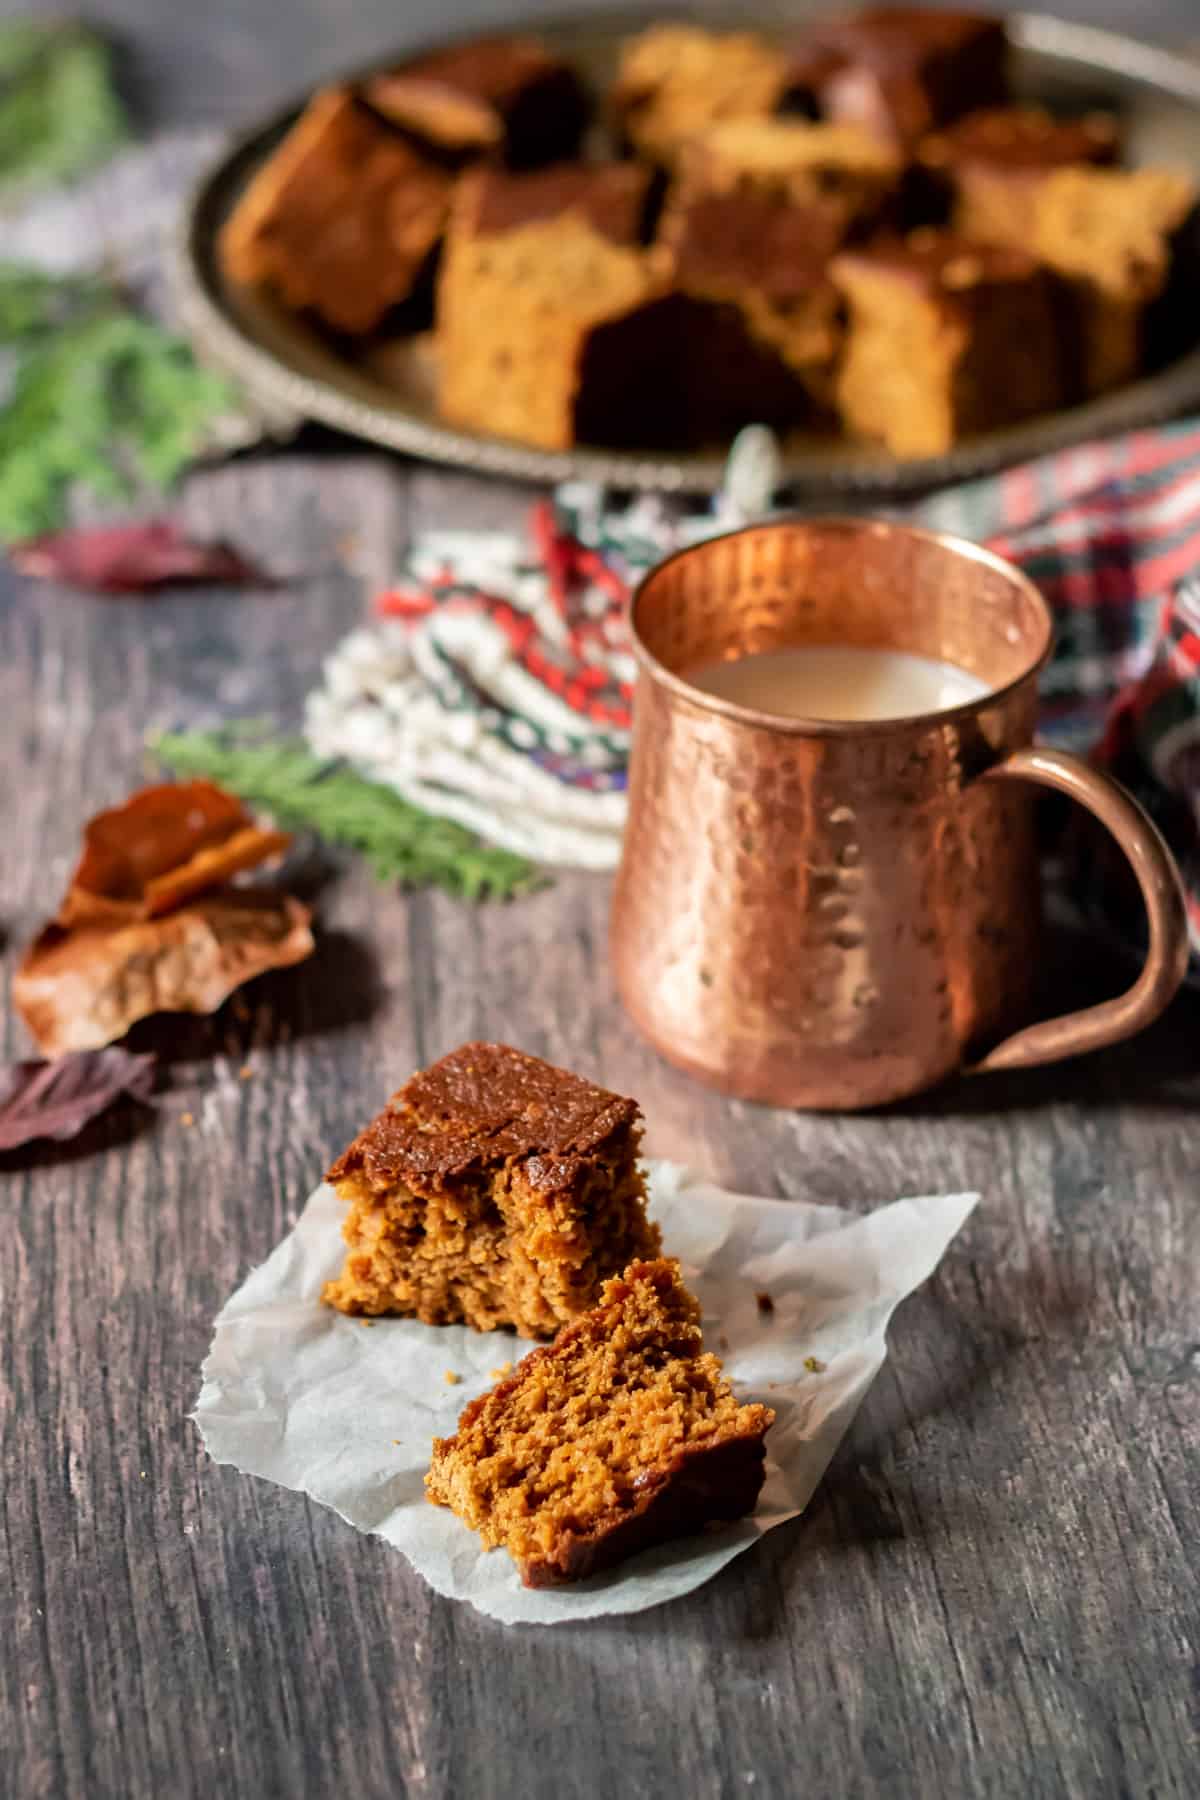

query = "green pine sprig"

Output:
[[149, 727, 543, 903], [0, 262, 239, 541], [0, 20, 129, 201]]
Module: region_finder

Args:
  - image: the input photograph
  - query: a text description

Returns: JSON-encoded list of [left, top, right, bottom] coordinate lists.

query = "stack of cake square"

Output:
[[221, 8, 1197, 458]]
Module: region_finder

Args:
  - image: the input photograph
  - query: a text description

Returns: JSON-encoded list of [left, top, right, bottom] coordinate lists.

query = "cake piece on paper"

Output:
[[220, 87, 452, 335], [322, 1043, 661, 1337], [363, 35, 590, 169], [917, 105, 1119, 245], [434, 162, 675, 451], [831, 228, 1064, 456], [426, 1258, 775, 1587], [783, 8, 1009, 150], [610, 24, 792, 166]]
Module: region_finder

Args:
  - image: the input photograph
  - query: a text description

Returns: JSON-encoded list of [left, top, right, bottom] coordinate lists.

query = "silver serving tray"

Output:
[[176, 11, 1200, 495]]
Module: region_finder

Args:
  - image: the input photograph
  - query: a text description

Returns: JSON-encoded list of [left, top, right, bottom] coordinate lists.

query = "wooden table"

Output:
[[5, 5, 1200, 1797]]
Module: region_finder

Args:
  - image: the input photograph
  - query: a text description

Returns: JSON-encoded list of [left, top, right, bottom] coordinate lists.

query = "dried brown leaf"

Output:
[[0, 1046, 155, 1151], [14, 888, 314, 1058], [58, 780, 291, 927]]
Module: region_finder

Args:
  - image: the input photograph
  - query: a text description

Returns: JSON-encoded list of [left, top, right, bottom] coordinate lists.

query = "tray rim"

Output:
[[174, 9, 1200, 497]]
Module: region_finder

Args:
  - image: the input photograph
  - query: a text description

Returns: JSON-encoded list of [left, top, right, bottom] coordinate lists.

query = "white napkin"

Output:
[[194, 1162, 977, 1624]]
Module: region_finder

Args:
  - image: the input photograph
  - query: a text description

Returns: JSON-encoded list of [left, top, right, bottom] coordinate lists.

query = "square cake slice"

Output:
[[917, 105, 1119, 247], [670, 117, 901, 260], [220, 87, 452, 335], [426, 1258, 775, 1586], [657, 182, 844, 407], [322, 1043, 661, 1337], [362, 35, 590, 168], [831, 228, 1064, 455], [610, 25, 792, 167], [783, 8, 1009, 149], [1028, 166, 1196, 397], [434, 163, 680, 451]]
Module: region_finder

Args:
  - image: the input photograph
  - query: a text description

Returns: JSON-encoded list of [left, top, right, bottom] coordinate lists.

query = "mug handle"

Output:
[[968, 746, 1190, 1074]]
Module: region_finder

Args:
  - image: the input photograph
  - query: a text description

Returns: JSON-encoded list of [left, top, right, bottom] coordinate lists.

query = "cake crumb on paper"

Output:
[[444, 1370, 461, 1386], [755, 1290, 775, 1314], [180, 1112, 194, 1128], [803, 1355, 826, 1374], [490, 1362, 513, 1378]]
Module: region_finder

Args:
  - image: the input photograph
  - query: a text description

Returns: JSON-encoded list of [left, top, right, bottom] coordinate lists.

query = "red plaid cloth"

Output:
[[912, 421, 1200, 965]]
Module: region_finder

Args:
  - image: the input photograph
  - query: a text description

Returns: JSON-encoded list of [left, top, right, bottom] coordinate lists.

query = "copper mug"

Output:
[[610, 518, 1189, 1109]]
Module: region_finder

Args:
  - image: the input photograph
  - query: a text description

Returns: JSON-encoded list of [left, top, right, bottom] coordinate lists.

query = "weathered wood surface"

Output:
[[4, 450, 1198, 1800], [3, 3, 1200, 1794]]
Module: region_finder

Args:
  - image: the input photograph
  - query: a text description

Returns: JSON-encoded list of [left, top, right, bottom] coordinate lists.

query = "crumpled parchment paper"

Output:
[[194, 1162, 977, 1623]]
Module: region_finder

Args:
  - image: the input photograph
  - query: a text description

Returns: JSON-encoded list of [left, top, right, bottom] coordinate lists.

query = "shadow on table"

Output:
[[123, 925, 381, 1068], [887, 914, 1200, 1119], [0, 1092, 157, 1176]]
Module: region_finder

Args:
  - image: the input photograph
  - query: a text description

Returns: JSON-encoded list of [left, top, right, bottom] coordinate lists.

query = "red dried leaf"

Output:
[[59, 779, 291, 928], [0, 1047, 155, 1151], [13, 889, 314, 1059], [10, 520, 272, 594]]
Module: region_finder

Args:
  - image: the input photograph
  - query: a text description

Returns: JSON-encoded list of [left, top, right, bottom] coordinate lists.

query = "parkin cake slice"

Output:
[[426, 1258, 775, 1587], [321, 1042, 660, 1338]]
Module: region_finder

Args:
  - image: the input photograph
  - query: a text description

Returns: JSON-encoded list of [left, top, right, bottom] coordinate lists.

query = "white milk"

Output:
[[685, 644, 991, 722]]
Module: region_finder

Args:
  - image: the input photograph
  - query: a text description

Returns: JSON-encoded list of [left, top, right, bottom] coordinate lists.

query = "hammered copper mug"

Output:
[[610, 518, 1189, 1109]]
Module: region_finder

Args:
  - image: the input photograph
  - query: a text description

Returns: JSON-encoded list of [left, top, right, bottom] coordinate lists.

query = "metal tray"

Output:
[[176, 10, 1200, 496]]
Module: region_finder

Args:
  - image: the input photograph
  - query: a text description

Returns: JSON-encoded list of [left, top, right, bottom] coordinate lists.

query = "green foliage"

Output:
[[0, 263, 238, 540], [149, 728, 543, 903], [0, 20, 129, 200]]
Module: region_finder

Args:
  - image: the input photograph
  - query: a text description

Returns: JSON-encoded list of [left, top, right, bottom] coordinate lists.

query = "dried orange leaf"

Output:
[[14, 888, 314, 1058], [58, 779, 291, 927]]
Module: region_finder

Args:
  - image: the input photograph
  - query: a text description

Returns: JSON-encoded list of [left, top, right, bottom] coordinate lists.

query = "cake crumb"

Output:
[[180, 1112, 194, 1128], [490, 1362, 513, 1378], [804, 1355, 827, 1374], [718, 1333, 730, 1350], [444, 1369, 461, 1385], [755, 1290, 775, 1315], [361, 1319, 375, 1328], [238, 1064, 253, 1080]]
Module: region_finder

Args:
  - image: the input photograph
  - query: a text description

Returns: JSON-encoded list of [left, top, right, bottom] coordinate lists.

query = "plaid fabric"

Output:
[[913, 423, 1200, 962], [307, 420, 1200, 966]]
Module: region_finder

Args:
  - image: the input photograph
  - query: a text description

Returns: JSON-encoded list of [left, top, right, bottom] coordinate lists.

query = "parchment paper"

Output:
[[194, 1163, 977, 1623]]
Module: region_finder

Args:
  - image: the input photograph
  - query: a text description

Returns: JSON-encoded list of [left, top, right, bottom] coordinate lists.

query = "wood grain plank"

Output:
[[1, 428, 1198, 1800]]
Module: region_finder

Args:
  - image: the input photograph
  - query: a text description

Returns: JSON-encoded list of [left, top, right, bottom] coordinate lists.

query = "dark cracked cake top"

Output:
[[467, 162, 657, 243], [800, 8, 1005, 72], [833, 226, 1041, 292], [326, 1042, 640, 1190], [667, 189, 841, 296], [919, 105, 1118, 174]]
